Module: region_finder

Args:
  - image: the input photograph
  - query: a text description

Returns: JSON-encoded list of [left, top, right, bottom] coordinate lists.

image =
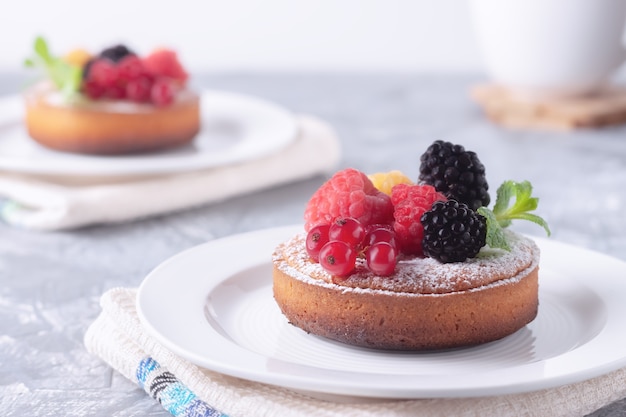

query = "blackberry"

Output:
[[99, 44, 135, 63], [420, 200, 486, 263], [419, 140, 490, 210]]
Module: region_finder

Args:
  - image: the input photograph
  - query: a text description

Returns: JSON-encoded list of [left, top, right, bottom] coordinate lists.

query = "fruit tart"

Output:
[[23, 37, 200, 155], [272, 140, 551, 350]]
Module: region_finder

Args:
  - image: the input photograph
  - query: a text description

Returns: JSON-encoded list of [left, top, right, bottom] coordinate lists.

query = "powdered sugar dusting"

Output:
[[273, 230, 540, 296]]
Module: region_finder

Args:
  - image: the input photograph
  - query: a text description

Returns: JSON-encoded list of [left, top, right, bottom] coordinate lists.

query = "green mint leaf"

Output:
[[24, 36, 82, 99], [490, 179, 551, 236], [492, 180, 515, 217], [34, 36, 52, 63], [506, 213, 552, 236], [478, 179, 550, 252], [477, 207, 511, 251]]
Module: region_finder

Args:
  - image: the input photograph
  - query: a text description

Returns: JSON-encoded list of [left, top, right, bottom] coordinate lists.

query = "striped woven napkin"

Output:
[[84, 287, 626, 417], [0, 115, 339, 231]]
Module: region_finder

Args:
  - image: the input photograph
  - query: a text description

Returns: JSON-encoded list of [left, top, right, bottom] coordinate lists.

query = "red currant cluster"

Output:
[[82, 49, 187, 107], [305, 217, 399, 278]]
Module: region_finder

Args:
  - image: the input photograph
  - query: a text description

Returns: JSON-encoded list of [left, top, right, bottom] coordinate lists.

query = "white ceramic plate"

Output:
[[137, 225, 626, 399], [0, 90, 297, 177]]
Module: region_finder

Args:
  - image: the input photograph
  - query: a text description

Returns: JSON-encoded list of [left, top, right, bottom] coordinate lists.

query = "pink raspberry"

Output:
[[87, 59, 119, 88], [117, 55, 148, 83], [391, 184, 446, 255], [304, 168, 394, 232], [142, 49, 189, 84]]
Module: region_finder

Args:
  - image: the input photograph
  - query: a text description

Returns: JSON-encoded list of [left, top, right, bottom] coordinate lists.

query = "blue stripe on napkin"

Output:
[[136, 356, 227, 417]]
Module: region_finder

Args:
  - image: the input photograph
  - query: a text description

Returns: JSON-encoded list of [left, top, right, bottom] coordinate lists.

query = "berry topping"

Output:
[[391, 184, 447, 255], [80, 50, 181, 106], [307, 217, 399, 277], [143, 48, 189, 84], [304, 168, 394, 232], [368, 170, 413, 195], [99, 44, 135, 63], [421, 200, 487, 263], [305, 224, 330, 262], [319, 241, 357, 277], [419, 140, 490, 211], [305, 169, 550, 272], [24, 37, 190, 107]]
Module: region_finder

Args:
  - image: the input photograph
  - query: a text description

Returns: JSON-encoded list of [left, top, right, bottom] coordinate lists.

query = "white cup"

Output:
[[469, 0, 626, 98]]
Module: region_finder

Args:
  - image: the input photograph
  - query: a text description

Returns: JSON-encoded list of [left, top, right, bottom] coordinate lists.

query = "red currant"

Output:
[[365, 226, 398, 250], [366, 242, 397, 276], [151, 77, 175, 106], [319, 241, 356, 277], [305, 224, 330, 262], [328, 217, 366, 249]]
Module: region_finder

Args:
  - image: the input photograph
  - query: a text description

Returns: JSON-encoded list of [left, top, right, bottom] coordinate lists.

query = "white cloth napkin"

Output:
[[0, 115, 340, 231], [85, 287, 626, 417]]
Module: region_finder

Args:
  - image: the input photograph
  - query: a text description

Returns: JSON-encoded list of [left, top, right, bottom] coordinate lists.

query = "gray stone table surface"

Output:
[[0, 72, 625, 416]]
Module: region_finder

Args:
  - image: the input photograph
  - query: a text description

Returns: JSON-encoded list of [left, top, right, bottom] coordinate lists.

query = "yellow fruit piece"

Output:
[[368, 170, 414, 195], [63, 48, 92, 67]]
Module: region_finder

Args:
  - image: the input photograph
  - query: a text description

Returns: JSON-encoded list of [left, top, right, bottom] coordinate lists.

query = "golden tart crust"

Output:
[[272, 230, 540, 350], [24, 83, 200, 155]]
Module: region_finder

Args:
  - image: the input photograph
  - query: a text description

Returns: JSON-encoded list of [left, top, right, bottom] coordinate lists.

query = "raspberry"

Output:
[[143, 48, 189, 83], [419, 140, 490, 211], [117, 55, 148, 83], [391, 184, 446, 255], [304, 168, 394, 232], [87, 59, 118, 88], [367, 170, 413, 195], [82, 80, 104, 99], [421, 200, 487, 263]]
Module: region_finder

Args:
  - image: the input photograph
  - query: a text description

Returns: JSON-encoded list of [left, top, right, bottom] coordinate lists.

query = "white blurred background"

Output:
[[0, 0, 483, 73]]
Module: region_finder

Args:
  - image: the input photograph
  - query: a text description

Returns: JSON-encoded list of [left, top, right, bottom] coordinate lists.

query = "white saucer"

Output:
[[137, 225, 626, 399], [0, 90, 298, 177]]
